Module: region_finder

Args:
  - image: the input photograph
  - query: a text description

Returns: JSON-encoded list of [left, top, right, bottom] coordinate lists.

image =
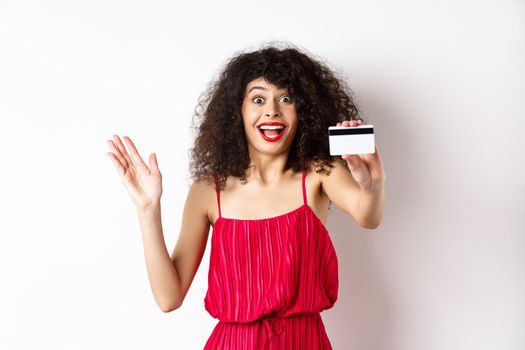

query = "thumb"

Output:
[[149, 153, 161, 175]]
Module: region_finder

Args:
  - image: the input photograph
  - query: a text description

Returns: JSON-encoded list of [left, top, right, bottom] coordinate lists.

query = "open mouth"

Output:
[[259, 127, 284, 137], [257, 125, 286, 142]]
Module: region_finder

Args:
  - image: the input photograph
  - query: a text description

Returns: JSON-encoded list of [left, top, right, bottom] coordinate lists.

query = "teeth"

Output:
[[259, 125, 284, 130]]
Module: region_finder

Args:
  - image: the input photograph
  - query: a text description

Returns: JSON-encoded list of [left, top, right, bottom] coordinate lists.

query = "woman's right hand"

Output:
[[106, 135, 163, 210]]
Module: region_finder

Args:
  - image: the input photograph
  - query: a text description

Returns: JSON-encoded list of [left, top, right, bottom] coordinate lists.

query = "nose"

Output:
[[264, 99, 280, 117]]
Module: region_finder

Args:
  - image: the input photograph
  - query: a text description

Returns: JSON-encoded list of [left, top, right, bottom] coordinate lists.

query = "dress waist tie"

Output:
[[260, 313, 321, 349], [262, 316, 285, 349]]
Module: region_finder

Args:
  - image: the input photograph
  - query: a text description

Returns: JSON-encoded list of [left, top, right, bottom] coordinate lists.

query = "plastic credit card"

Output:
[[328, 124, 375, 155]]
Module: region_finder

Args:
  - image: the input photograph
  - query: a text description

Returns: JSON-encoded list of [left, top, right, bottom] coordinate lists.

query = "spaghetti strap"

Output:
[[301, 169, 307, 206], [214, 175, 222, 218]]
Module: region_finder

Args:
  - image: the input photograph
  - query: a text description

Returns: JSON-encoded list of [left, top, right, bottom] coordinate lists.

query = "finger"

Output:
[[342, 154, 361, 169], [343, 155, 371, 185], [123, 136, 149, 171], [112, 135, 133, 168], [107, 139, 128, 167], [149, 153, 161, 175], [107, 152, 127, 177]]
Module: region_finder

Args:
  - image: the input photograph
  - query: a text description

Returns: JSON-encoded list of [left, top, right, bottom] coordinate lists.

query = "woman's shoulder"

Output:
[[190, 175, 217, 194], [188, 175, 217, 205], [188, 175, 218, 223]]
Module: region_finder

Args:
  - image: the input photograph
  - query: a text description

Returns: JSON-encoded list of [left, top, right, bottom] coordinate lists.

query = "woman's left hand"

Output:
[[336, 119, 386, 190]]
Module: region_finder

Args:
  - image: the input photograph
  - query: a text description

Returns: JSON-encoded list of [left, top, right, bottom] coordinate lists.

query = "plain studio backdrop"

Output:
[[0, 0, 523, 349]]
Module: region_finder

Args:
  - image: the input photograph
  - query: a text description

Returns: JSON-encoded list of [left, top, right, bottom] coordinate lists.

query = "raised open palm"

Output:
[[106, 135, 162, 209]]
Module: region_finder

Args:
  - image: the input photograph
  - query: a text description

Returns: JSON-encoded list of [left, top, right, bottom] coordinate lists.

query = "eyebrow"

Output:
[[247, 86, 288, 94]]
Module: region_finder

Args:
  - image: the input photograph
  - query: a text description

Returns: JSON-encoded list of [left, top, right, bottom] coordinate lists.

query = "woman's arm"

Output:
[[168, 179, 211, 310], [321, 157, 385, 229], [137, 203, 182, 312], [138, 180, 211, 313], [353, 178, 385, 229]]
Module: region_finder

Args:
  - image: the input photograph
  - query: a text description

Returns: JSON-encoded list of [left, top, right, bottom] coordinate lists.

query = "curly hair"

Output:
[[188, 41, 363, 190]]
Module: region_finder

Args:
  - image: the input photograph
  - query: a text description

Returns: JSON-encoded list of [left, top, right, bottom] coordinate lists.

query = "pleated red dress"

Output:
[[203, 169, 339, 349]]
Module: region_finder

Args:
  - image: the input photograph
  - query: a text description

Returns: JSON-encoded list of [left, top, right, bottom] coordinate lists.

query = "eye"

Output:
[[280, 95, 293, 104], [252, 97, 264, 104]]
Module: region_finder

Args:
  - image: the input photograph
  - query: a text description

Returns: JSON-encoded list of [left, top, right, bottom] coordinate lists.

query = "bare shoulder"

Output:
[[187, 175, 216, 225], [304, 162, 325, 193]]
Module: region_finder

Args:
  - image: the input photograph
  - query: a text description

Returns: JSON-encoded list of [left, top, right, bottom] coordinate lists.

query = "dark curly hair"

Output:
[[189, 41, 363, 190]]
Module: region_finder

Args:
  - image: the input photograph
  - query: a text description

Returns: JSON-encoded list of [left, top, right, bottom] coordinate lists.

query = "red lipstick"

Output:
[[257, 122, 286, 142]]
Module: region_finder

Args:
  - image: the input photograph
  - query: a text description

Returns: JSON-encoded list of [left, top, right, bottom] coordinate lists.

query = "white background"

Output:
[[1, 0, 524, 349]]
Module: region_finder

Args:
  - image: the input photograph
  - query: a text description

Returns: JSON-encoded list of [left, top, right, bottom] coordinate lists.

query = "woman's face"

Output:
[[241, 77, 298, 156]]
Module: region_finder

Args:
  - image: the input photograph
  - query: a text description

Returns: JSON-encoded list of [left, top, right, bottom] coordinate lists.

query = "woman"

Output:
[[106, 43, 385, 349]]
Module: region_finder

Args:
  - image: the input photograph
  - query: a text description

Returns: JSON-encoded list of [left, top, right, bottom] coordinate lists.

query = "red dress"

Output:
[[203, 170, 339, 349]]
